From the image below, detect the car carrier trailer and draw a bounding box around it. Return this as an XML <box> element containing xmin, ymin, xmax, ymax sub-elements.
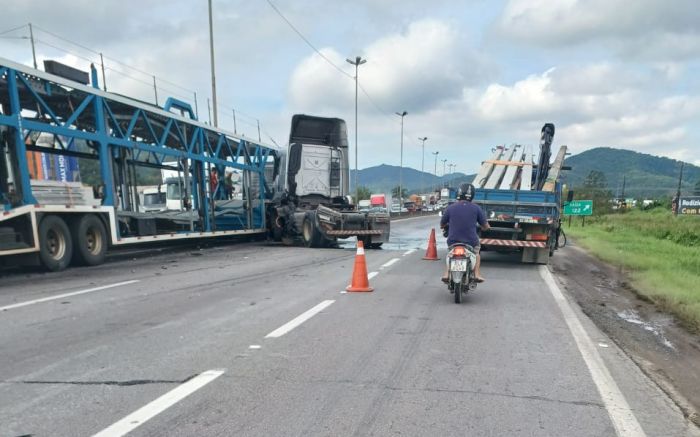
<box><xmin>0</xmin><ymin>57</ymin><xmax>279</xmax><ymax>271</ymax></box>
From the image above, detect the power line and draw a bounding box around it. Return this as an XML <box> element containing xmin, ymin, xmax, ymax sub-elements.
<box><xmin>265</xmin><ymin>0</ymin><xmax>353</xmax><ymax>80</ymax></box>
<box><xmin>0</xmin><ymin>24</ymin><xmax>28</xmax><ymax>36</ymax></box>
<box><xmin>31</xmin><ymin>24</ymin><xmax>196</xmax><ymax>95</ymax></box>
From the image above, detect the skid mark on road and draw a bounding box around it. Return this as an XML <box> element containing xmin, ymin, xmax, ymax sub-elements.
<box><xmin>92</xmin><ymin>369</ymin><xmax>225</xmax><ymax>437</ymax></box>
<box><xmin>0</xmin><ymin>280</ymin><xmax>140</xmax><ymax>311</ymax></box>
<box><xmin>540</xmin><ymin>266</ymin><xmax>647</xmax><ymax>437</ymax></box>
<box><xmin>265</xmin><ymin>300</ymin><xmax>335</xmax><ymax>338</ymax></box>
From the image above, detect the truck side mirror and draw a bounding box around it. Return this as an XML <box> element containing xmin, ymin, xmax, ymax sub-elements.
<box><xmin>567</xmin><ymin>190</ymin><xmax>574</xmax><ymax>202</ymax></box>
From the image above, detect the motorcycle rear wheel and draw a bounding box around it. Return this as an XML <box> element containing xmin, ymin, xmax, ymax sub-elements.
<box><xmin>454</xmin><ymin>280</ymin><xmax>463</xmax><ymax>304</ymax></box>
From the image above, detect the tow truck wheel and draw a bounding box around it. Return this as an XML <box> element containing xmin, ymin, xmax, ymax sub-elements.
<box><xmin>38</xmin><ymin>215</ymin><xmax>73</xmax><ymax>272</ymax></box>
<box><xmin>71</xmin><ymin>215</ymin><xmax>107</xmax><ymax>266</ymax></box>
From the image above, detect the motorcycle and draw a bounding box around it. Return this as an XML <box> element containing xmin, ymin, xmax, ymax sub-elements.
<box><xmin>446</xmin><ymin>243</ymin><xmax>478</xmax><ymax>303</ymax></box>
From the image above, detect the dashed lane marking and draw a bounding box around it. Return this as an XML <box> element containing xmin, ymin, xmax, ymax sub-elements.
<box><xmin>403</xmin><ymin>249</ymin><xmax>417</xmax><ymax>256</ymax></box>
<box><xmin>0</xmin><ymin>280</ymin><xmax>140</xmax><ymax>312</ymax></box>
<box><xmin>380</xmin><ymin>258</ymin><xmax>400</xmax><ymax>269</ymax></box>
<box><xmin>92</xmin><ymin>369</ymin><xmax>225</xmax><ymax>437</ymax></box>
<box><xmin>265</xmin><ymin>300</ymin><xmax>335</xmax><ymax>338</ymax></box>
<box><xmin>540</xmin><ymin>266</ymin><xmax>646</xmax><ymax>437</ymax></box>
<box><xmin>368</xmin><ymin>271</ymin><xmax>379</xmax><ymax>280</ymax></box>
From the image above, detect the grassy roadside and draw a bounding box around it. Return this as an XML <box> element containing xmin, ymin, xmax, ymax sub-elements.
<box><xmin>565</xmin><ymin>209</ymin><xmax>700</xmax><ymax>333</ymax></box>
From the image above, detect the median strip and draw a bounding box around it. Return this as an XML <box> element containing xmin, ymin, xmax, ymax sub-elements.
<box><xmin>265</xmin><ymin>300</ymin><xmax>335</xmax><ymax>338</ymax></box>
<box><xmin>92</xmin><ymin>369</ymin><xmax>225</xmax><ymax>437</ymax></box>
<box><xmin>0</xmin><ymin>280</ymin><xmax>140</xmax><ymax>311</ymax></box>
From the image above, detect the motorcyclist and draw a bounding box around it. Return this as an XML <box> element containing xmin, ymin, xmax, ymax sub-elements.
<box><xmin>440</xmin><ymin>183</ymin><xmax>490</xmax><ymax>283</ymax></box>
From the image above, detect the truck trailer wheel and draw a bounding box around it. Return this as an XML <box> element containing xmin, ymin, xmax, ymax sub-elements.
<box><xmin>38</xmin><ymin>215</ymin><xmax>73</xmax><ymax>272</ymax></box>
<box><xmin>71</xmin><ymin>214</ymin><xmax>107</xmax><ymax>266</ymax></box>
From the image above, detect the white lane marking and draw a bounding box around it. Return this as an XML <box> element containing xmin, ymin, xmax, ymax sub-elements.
<box><xmin>540</xmin><ymin>267</ymin><xmax>646</xmax><ymax>437</ymax></box>
<box><xmin>368</xmin><ymin>271</ymin><xmax>379</xmax><ymax>280</ymax></box>
<box><xmin>265</xmin><ymin>300</ymin><xmax>335</xmax><ymax>338</ymax></box>
<box><xmin>92</xmin><ymin>369</ymin><xmax>225</xmax><ymax>437</ymax></box>
<box><xmin>403</xmin><ymin>249</ymin><xmax>417</xmax><ymax>256</ymax></box>
<box><xmin>0</xmin><ymin>280</ymin><xmax>140</xmax><ymax>311</ymax></box>
<box><xmin>380</xmin><ymin>258</ymin><xmax>400</xmax><ymax>269</ymax></box>
<box><xmin>249</xmin><ymin>345</ymin><xmax>261</xmax><ymax>349</ymax></box>
<box><xmin>339</xmin><ymin>290</ymin><xmax>347</xmax><ymax>294</ymax></box>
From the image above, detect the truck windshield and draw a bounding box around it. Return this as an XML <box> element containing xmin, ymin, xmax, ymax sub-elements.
<box><xmin>166</xmin><ymin>183</ymin><xmax>181</xmax><ymax>200</ymax></box>
<box><xmin>143</xmin><ymin>192</ymin><xmax>166</xmax><ymax>206</ymax></box>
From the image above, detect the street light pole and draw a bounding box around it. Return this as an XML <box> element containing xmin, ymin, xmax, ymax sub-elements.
<box><xmin>396</xmin><ymin>111</ymin><xmax>408</xmax><ymax>208</ymax></box>
<box><xmin>442</xmin><ymin>159</ymin><xmax>447</xmax><ymax>177</ymax></box>
<box><xmin>432</xmin><ymin>151</ymin><xmax>439</xmax><ymax>191</ymax></box>
<box><xmin>346</xmin><ymin>56</ymin><xmax>366</xmax><ymax>204</ymax></box>
<box><xmin>207</xmin><ymin>0</ymin><xmax>218</xmax><ymax>127</ymax></box>
<box><xmin>418</xmin><ymin>137</ymin><xmax>428</xmax><ymax>193</ymax></box>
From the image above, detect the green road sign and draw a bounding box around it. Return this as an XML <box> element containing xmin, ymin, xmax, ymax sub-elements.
<box><xmin>564</xmin><ymin>200</ymin><xmax>593</xmax><ymax>216</ymax></box>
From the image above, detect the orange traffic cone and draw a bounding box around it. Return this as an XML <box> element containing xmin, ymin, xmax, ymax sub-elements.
<box><xmin>422</xmin><ymin>228</ymin><xmax>439</xmax><ymax>260</ymax></box>
<box><xmin>346</xmin><ymin>240</ymin><xmax>374</xmax><ymax>292</ymax></box>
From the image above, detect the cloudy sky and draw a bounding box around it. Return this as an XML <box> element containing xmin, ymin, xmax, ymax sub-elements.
<box><xmin>1</xmin><ymin>0</ymin><xmax>699</xmax><ymax>173</ymax></box>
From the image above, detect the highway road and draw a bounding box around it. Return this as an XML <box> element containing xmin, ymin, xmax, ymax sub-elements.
<box><xmin>1</xmin><ymin>215</ymin><xmax>697</xmax><ymax>436</ymax></box>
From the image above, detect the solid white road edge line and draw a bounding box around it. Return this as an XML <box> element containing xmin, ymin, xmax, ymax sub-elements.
<box><xmin>265</xmin><ymin>300</ymin><xmax>335</xmax><ymax>338</ymax></box>
<box><xmin>92</xmin><ymin>369</ymin><xmax>225</xmax><ymax>437</ymax></box>
<box><xmin>0</xmin><ymin>280</ymin><xmax>140</xmax><ymax>311</ymax></box>
<box><xmin>539</xmin><ymin>266</ymin><xmax>646</xmax><ymax>437</ymax></box>
<box><xmin>368</xmin><ymin>271</ymin><xmax>379</xmax><ymax>280</ymax></box>
<box><xmin>380</xmin><ymin>258</ymin><xmax>400</xmax><ymax>269</ymax></box>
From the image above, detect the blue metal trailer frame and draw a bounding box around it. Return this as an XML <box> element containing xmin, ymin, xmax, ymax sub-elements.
<box><xmin>0</xmin><ymin>57</ymin><xmax>280</xmax><ymax>264</ymax></box>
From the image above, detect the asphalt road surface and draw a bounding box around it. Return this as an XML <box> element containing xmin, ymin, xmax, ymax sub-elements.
<box><xmin>1</xmin><ymin>215</ymin><xmax>698</xmax><ymax>436</ymax></box>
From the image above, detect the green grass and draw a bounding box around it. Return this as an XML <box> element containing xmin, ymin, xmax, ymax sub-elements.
<box><xmin>565</xmin><ymin>209</ymin><xmax>700</xmax><ymax>332</ymax></box>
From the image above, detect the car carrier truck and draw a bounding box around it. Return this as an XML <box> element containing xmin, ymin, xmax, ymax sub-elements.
<box><xmin>472</xmin><ymin>123</ymin><xmax>570</xmax><ymax>264</ymax></box>
<box><xmin>0</xmin><ymin>58</ymin><xmax>388</xmax><ymax>271</ymax></box>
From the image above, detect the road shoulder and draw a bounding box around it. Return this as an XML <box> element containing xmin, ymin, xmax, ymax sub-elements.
<box><xmin>550</xmin><ymin>243</ymin><xmax>700</xmax><ymax>429</ymax></box>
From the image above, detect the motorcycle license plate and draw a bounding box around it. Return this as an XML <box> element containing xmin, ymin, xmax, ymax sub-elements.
<box><xmin>450</xmin><ymin>259</ymin><xmax>467</xmax><ymax>272</ymax></box>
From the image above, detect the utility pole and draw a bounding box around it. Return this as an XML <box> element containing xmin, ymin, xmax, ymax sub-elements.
<box><xmin>28</xmin><ymin>23</ymin><xmax>37</xmax><ymax>69</ymax></box>
<box><xmin>418</xmin><ymin>137</ymin><xmax>428</xmax><ymax>193</ymax></box>
<box><xmin>432</xmin><ymin>151</ymin><xmax>439</xmax><ymax>191</ymax></box>
<box><xmin>396</xmin><ymin>111</ymin><xmax>407</xmax><ymax>207</ymax></box>
<box><xmin>152</xmin><ymin>76</ymin><xmax>158</xmax><ymax>106</ymax></box>
<box><xmin>207</xmin><ymin>0</ymin><xmax>218</xmax><ymax>127</ymax></box>
<box><xmin>621</xmin><ymin>175</ymin><xmax>626</xmax><ymax>199</ymax></box>
<box><xmin>442</xmin><ymin>158</ymin><xmax>447</xmax><ymax>177</ymax></box>
<box><xmin>674</xmin><ymin>162</ymin><xmax>684</xmax><ymax>216</ymax></box>
<box><xmin>346</xmin><ymin>56</ymin><xmax>366</xmax><ymax>203</ymax></box>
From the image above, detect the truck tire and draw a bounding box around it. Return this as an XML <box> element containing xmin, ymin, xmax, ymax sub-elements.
<box><xmin>302</xmin><ymin>216</ymin><xmax>322</xmax><ymax>248</ymax></box>
<box><xmin>38</xmin><ymin>215</ymin><xmax>73</xmax><ymax>272</ymax></box>
<box><xmin>71</xmin><ymin>214</ymin><xmax>107</xmax><ymax>266</ymax></box>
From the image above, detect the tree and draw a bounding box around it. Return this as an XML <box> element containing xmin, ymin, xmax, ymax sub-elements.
<box><xmin>391</xmin><ymin>185</ymin><xmax>408</xmax><ymax>200</ymax></box>
<box><xmin>356</xmin><ymin>186</ymin><xmax>371</xmax><ymax>201</ymax></box>
<box><xmin>577</xmin><ymin>170</ymin><xmax>613</xmax><ymax>215</ymax></box>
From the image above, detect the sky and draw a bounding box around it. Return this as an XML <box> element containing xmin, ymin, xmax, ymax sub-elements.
<box><xmin>1</xmin><ymin>0</ymin><xmax>699</xmax><ymax>174</ymax></box>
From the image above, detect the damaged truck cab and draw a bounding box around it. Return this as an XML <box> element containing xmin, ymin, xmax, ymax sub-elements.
<box><xmin>268</xmin><ymin>114</ymin><xmax>390</xmax><ymax>248</ymax></box>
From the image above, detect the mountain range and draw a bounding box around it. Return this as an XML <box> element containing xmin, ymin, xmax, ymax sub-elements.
<box><xmin>352</xmin><ymin>148</ymin><xmax>699</xmax><ymax>198</ymax></box>
<box><xmin>350</xmin><ymin>164</ymin><xmax>475</xmax><ymax>194</ymax></box>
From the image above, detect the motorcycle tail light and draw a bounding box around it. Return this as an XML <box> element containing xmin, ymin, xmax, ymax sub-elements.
<box><xmin>453</xmin><ymin>246</ymin><xmax>466</xmax><ymax>256</ymax></box>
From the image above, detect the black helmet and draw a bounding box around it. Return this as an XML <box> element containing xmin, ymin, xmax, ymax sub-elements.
<box><xmin>458</xmin><ymin>183</ymin><xmax>475</xmax><ymax>201</ymax></box>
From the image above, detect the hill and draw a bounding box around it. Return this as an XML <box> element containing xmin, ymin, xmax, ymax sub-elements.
<box><xmin>562</xmin><ymin>147</ymin><xmax>699</xmax><ymax>198</ymax></box>
<box><xmin>351</xmin><ymin>164</ymin><xmax>475</xmax><ymax>194</ymax></box>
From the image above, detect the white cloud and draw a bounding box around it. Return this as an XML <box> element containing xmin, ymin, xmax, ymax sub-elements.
<box><xmin>287</xmin><ymin>19</ymin><xmax>491</xmax><ymax>114</ymax></box>
<box><xmin>494</xmin><ymin>0</ymin><xmax>700</xmax><ymax>61</ymax></box>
